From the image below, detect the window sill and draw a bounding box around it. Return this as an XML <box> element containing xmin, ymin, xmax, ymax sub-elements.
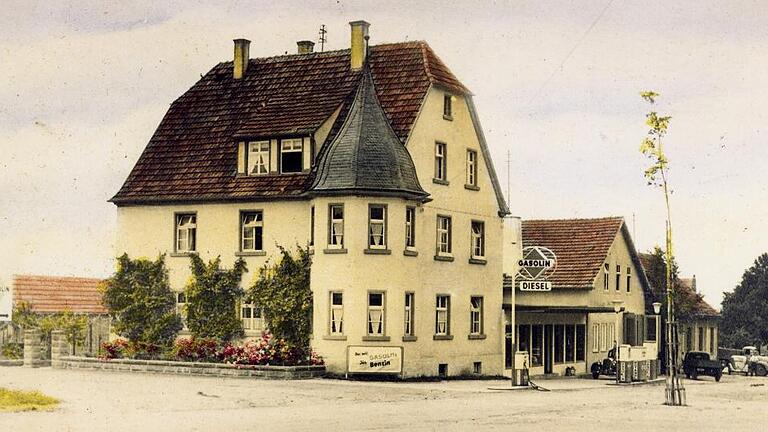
<box><xmin>443</xmin><ymin>114</ymin><xmax>453</xmax><ymax>121</ymax></box>
<box><xmin>235</xmin><ymin>251</ymin><xmax>267</xmax><ymax>257</ymax></box>
<box><xmin>432</xmin><ymin>178</ymin><xmax>450</xmax><ymax>186</ymax></box>
<box><xmin>433</xmin><ymin>334</ymin><xmax>454</xmax><ymax>341</ymax></box>
<box><xmin>323</xmin><ymin>335</ymin><xmax>347</xmax><ymax>341</ymax></box>
<box><xmin>468</xmin><ymin>258</ymin><xmax>487</xmax><ymax>265</ymax></box>
<box><xmin>364</xmin><ymin>248</ymin><xmax>392</xmax><ymax>255</ymax></box>
<box><xmin>468</xmin><ymin>334</ymin><xmax>487</xmax><ymax>340</ymax></box>
<box><xmin>434</xmin><ymin>254</ymin><xmax>454</xmax><ymax>262</ymax></box>
<box><xmin>362</xmin><ymin>336</ymin><xmax>391</xmax><ymax>342</ymax></box>
<box><xmin>170</xmin><ymin>252</ymin><xmax>195</xmax><ymax>258</ymax></box>
<box><xmin>464</xmin><ymin>184</ymin><xmax>480</xmax><ymax>191</ymax></box>
<box><xmin>402</xmin><ymin>335</ymin><xmax>418</xmax><ymax>342</ymax></box>
<box><xmin>323</xmin><ymin>248</ymin><xmax>348</xmax><ymax>254</ymax></box>
<box><xmin>403</xmin><ymin>249</ymin><xmax>419</xmax><ymax>257</ymax></box>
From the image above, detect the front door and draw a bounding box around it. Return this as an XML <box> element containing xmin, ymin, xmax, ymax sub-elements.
<box><xmin>544</xmin><ymin>324</ymin><xmax>553</xmax><ymax>374</ymax></box>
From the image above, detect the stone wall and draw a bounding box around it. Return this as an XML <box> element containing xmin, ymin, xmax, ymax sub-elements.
<box><xmin>56</xmin><ymin>356</ymin><xmax>326</xmax><ymax>379</ymax></box>
<box><xmin>23</xmin><ymin>328</ymin><xmax>49</xmax><ymax>367</ymax></box>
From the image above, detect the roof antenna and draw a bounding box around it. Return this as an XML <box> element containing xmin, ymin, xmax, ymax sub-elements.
<box><xmin>318</xmin><ymin>24</ymin><xmax>327</xmax><ymax>52</ymax></box>
<box><xmin>364</xmin><ymin>35</ymin><xmax>370</xmax><ymax>63</ymax></box>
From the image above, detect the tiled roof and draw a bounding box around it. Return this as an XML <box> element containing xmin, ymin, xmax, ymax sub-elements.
<box><xmin>518</xmin><ymin>217</ymin><xmax>625</xmax><ymax>289</ymax></box>
<box><xmin>12</xmin><ymin>275</ymin><xmax>107</xmax><ymax>314</ymax></box>
<box><xmin>111</xmin><ymin>41</ymin><xmax>468</xmax><ymax>205</ymax></box>
<box><xmin>310</xmin><ymin>68</ymin><xmax>428</xmax><ymax>200</ymax></box>
<box><xmin>637</xmin><ymin>255</ymin><xmax>719</xmax><ymax>318</ymax></box>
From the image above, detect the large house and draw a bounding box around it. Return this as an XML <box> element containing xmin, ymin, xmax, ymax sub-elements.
<box><xmin>111</xmin><ymin>21</ymin><xmax>509</xmax><ymax>377</ymax></box>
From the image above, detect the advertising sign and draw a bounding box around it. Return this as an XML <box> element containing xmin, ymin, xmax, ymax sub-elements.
<box><xmin>347</xmin><ymin>346</ymin><xmax>403</xmax><ymax>374</ymax></box>
<box><xmin>516</xmin><ymin>246</ymin><xmax>557</xmax><ymax>292</ymax></box>
<box><xmin>0</xmin><ymin>286</ymin><xmax>11</xmax><ymax>322</ymax></box>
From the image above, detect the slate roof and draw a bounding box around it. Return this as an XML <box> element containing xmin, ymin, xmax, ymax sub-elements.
<box><xmin>111</xmin><ymin>41</ymin><xmax>469</xmax><ymax>205</ymax></box>
<box><xmin>12</xmin><ymin>275</ymin><xmax>107</xmax><ymax>314</ymax></box>
<box><xmin>310</xmin><ymin>68</ymin><xmax>428</xmax><ymax>200</ymax></box>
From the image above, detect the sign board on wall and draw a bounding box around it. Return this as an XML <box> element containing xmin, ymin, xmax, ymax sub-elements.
<box><xmin>0</xmin><ymin>286</ymin><xmax>11</xmax><ymax>322</ymax></box>
<box><xmin>516</xmin><ymin>246</ymin><xmax>557</xmax><ymax>292</ymax></box>
<box><xmin>347</xmin><ymin>346</ymin><xmax>403</xmax><ymax>374</ymax></box>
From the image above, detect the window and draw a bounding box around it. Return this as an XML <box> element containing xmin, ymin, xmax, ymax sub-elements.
<box><xmin>646</xmin><ymin>315</ymin><xmax>657</xmax><ymax>342</ymax></box>
<box><xmin>470</xmin><ymin>297</ymin><xmax>483</xmax><ymax>335</ymax></box>
<box><xmin>240</xmin><ymin>211</ymin><xmax>263</xmax><ymax>252</ymax></box>
<box><xmin>404</xmin><ymin>293</ymin><xmax>415</xmax><ymax>337</ymax></box>
<box><xmin>436</xmin><ymin>215</ymin><xmax>452</xmax><ymax>255</ymax></box>
<box><xmin>240</xmin><ymin>302</ymin><xmax>263</xmax><ymax>331</ymax></box>
<box><xmin>626</xmin><ymin>266</ymin><xmax>631</xmax><ymax>292</ymax></box>
<box><xmin>438</xmin><ymin>363</ymin><xmax>448</xmax><ymax>378</ymax></box>
<box><xmin>405</xmin><ymin>206</ymin><xmax>416</xmax><ymax>249</ymax></box>
<box><xmin>175</xmin><ymin>214</ymin><xmax>196</xmax><ymax>253</ymax></box>
<box><xmin>329</xmin><ymin>292</ymin><xmax>343</xmax><ymax>335</ymax></box>
<box><xmin>443</xmin><ymin>94</ymin><xmax>452</xmax><ymax>118</ymax></box>
<box><xmin>709</xmin><ymin>327</ymin><xmax>715</xmax><ymax>353</ymax></box>
<box><xmin>368</xmin><ymin>205</ymin><xmax>387</xmax><ymax>249</ymax></box>
<box><xmin>592</xmin><ymin>323</ymin><xmax>599</xmax><ymax>352</ymax></box>
<box><xmin>473</xmin><ymin>362</ymin><xmax>482</xmax><ymax>374</ymax></box>
<box><xmin>280</xmin><ymin>138</ymin><xmax>303</xmax><ymax>173</ymax></box>
<box><xmin>175</xmin><ymin>292</ymin><xmax>187</xmax><ymax>328</ymax></box>
<box><xmin>554</xmin><ymin>325</ymin><xmax>564</xmax><ymax>363</ymax></box>
<box><xmin>471</xmin><ymin>221</ymin><xmax>485</xmax><ymax>259</ymax></box>
<box><xmin>247</xmin><ymin>141</ymin><xmax>270</xmax><ymax>174</ymax></box>
<box><xmin>466</xmin><ymin>150</ymin><xmax>477</xmax><ymax>187</ymax></box>
<box><xmin>603</xmin><ymin>263</ymin><xmax>609</xmax><ymax>290</ymax></box>
<box><xmin>328</xmin><ymin>205</ymin><xmax>344</xmax><ymax>248</ymax></box>
<box><xmin>615</xmin><ymin>264</ymin><xmax>621</xmax><ymax>291</ymax></box>
<box><xmin>576</xmin><ymin>325</ymin><xmax>586</xmax><ymax>361</ymax></box>
<box><xmin>434</xmin><ymin>142</ymin><xmax>447</xmax><ymax>181</ymax></box>
<box><xmin>698</xmin><ymin>327</ymin><xmax>705</xmax><ymax>351</ymax></box>
<box><xmin>565</xmin><ymin>324</ymin><xmax>575</xmax><ymax>362</ymax></box>
<box><xmin>367</xmin><ymin>292</ymin><xmax>385</xmax><ymax>336</ymax></box>
<box><xmin>519</xmin><ymin>325</ymin><xmax>531</xmax><ymax>355</ymax></box>
<box><xmin>599</xmin><ymin>323</ymin><xmax>607</xmax><ymax>351</ymax></box>
<box><xmin>309</xmin><ymin>206</ymin><xmax>315</xmax><ymax>247</ymax></box>
<box><xmin>435</xmin><ymin>295</ymin><xmax>450</xmax><ymax>335</ymax></box>
<box><xmin>531</xmin><ymin>325</ymin><xmax>543</xmax><ymax>366</ymax></box>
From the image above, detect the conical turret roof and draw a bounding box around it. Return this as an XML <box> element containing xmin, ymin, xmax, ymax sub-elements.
<box><xmin>310</xmin><ymin>68</ymin><xmax>429</xmax><ymax>201</ymax></box>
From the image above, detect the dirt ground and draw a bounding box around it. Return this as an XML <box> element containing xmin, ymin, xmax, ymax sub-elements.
<box><xmin>0</xmin><ymin>367</ymin><xmax>766</xmax><ymax>431</ymax></box>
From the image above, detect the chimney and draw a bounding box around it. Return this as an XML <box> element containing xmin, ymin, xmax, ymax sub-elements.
<box><xmin>349</xmin><ymin>20</ymin><xmax>370</xmax><ymax>70</ymax></box>
<box><xmin>691</xmin><ymin>275</ymin><xmax>697</xmax><ymax>292</ymax></box>
<box><xmin>297</xmin><ymin>40</ymin><xmax>315</xmax><ymax>54</ymax></box>
<box><xmin>233</xmin><ymin>38</ymin><xmax>250</xmax><ymax>79</ymax></box>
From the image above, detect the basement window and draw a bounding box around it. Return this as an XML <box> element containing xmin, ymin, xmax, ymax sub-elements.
<box><xmin>280</xmin><ymin>138</ymin><xmax>303</xmax><ymax>173</ymax></box>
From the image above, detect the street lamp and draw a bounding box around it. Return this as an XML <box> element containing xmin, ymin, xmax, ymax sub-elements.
<box><xmin>612</xmin><ymin>299</ymin><xmax>624</xmax><ymax>384</ymax></box>
<box><xmin>652</xmin><ymin>302</ymin><xmax>662</xmax><ymax>379</ymax></box>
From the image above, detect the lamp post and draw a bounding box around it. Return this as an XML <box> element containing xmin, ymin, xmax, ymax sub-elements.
<box><xmin>652</xmin><ymin>302</ymin><xmax>662</xmax><ymax>379</ymax></box>
<box><xmin>612</xmin><ymin>299</ymin><xmax>624</xmax><ymax>384</ymax></box>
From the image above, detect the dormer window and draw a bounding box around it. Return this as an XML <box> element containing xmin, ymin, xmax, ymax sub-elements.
<box><xmin>247</xmin><ymin>141</ymin><xmax>270</xmax><ymax>175</ymax></box>
<box><xmin>280</xmin><ymin>138</ymin><xmax>303</xmax><ymax>173</ymax></box>
<box><xmin>443</xmin><ymin>94</ymin><xmax>453</xmax><ymax>120</ymax></box>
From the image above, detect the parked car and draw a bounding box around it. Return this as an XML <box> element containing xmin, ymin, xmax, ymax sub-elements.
<box><xmin>682</xmin><ymin>351</ymin><xmax>722</xmax><ymax>381</ymax></box>
<box><xmin>726</xmin><ymin>346</ymin><xmax>768</xmax><ymax>376</ymax></box>
<box><xmin>590</xmin><ymin>347</ymin><xmax>617</xmax><ymax>379</ymax></box>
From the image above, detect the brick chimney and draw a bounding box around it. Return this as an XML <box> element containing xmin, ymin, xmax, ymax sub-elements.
<box><xmin>233</xmin><ymin>39</ymin><xmax>250</xmax><ymax>79</ymax></box>
<box><xmin>691</xmin><ymin>274</ymin><xmax>697</xmax><ymax>292</ymax></box>
<box><xmin>349</xmin><ymin>20</ymin><xmax>370</xmax><ymax>70</ymax></box>
<box><xmin>297</xmin><ymin>40</ymin><xmax>315</xmax><ymax>54</ymax></box>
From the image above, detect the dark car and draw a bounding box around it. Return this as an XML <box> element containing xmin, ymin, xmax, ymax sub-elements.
<box><xmin>590</xmin><ymin>347</ymin><xmax>617</xmax><ymax>379</ymax></box>
<box><xmin>682</xmin><ymin>351</ymin><xmax>722</xmax><ymax>382</ymax></box>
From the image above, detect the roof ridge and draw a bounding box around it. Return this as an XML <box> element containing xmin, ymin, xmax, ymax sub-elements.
<box><xmin>13</xmin><ymin>274</ymin><xmax>103</xmax><ymax>281</ymax></box>
<box><xmin>419</xmin><ymin>42</ymin><xmax>433</xmax><ymax>81</ymax></box>
<box><xmin>523</xmin><ymin>216</ymin><xmax>625</xmax><ymax>223</ymax></box>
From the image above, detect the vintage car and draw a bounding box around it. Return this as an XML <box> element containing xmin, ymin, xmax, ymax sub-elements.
<box><xmin>727</xmin><ymin>346</ymin><xmax>768</xmax><ymax>376</ymax></box>
<box><xmin>590</xmin><ymin>347</ymin><xmax>617</xmax><ymax>379</ymax></box>
<box><xmin>682</xmin><ymin>351</ymin><xmax>722</xmax><ymax>381</ymax></box>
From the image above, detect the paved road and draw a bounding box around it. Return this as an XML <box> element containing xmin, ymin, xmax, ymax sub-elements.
<box><xmin>1</xmin><ymin>367</ymin><xmax>766</xmax><ymax>431</ymax></box>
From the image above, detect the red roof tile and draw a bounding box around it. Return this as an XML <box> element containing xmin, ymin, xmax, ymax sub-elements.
<box><xmin>111</xmin><ymin>41</ymin><xmax>468</xmax><ymax>205</ymax></box>
<box><xmin>13</xmin><ymin>275</ymin><xmax>107</xmax><ymax>314</ymax></box>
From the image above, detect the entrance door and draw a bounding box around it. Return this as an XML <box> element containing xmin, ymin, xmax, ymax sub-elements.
<box><xmin>544</xmin><ymin>324</ymin><xmax>553</xmax><ymax>374</ymax></box>
<box><xmin>505</xmin><ymin>324</ymin><xmax>514</xmax><ymax>369</ymax></box>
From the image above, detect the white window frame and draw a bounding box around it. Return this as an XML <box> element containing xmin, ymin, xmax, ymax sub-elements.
<box><xmin>367</xmin><ymin>291</ymin><xmax>385</xmax><ymax>337</ymax></box>
<box><xmin>470</xmin><ymin>296</ymin><xmax>483</xmax><ymax>335</ymax></box>
<box><xmin>471</xmin><ymin>220</ymin><xmax>485</xmax><ymax>259</ymax></box>
<box><xmin>240</xmin><ymin>211</ymin><xmax>263</xmax><ymax>252</ymax></box>
<box><xmin>435</xmin><ymin>142</ymin><xmax>447</xmax><ymax>181</ymax></box>
<box><xmin>247</xmin><ymin>140</ymin><xmax>270</xmax><ymax>175</ymax></box>
<box><xmin>592</xmin><ymin>323</ymin><xmax>599</xmax><ymax>353</ymax></box>
<box><xmin>329</xmin><ymin>291</ymin><xmax>344</xmax><ymax>335</ymax></box>
<box><xmin>603</xmin><ymin>263</ymin><xmax>609</xmax><ymax>291</ymax></box>
<box><xmin>280</xmin><ymin>138</ymin><xmax>303</xmax><ymax>173</ymax></box>
<box><xmin>404</xmin><ymin>292</ymin><xmax>415</xmax><ymax>337</ymax></box>
<box><xmin>368</xmin><ymin>205</ymin><xmax>387</xmax><ymax>249</ymax></box>
<box><xmin>175</xmin><ymin>213</ymin><xmax>196</xmax><ymax>253</ymax></box>
<box><xmin>240</xmin><ymin>302</ymin><xmax>263</xmax><ymax>331</ymax></box>
<box><xmin>466</xmin><ymin>149</ymin><xmax>477</xmax><ymax>187</ymax></box>
<box><xmin>405</xmin><ymin>206</ymin><xmax>416</xmax><ymax>249</ymax></box>
<box><xmin>615</xmin><ymin>263</ymin><xmax>621</xmax><ymax>291</ymax></box>
<box><xmin>328</xmin><ymin>204</ymin><xmax>344</xmax><ymax>249</ymax></box>
<box><xmin>435</xmin><ymin>295</ymin><xmax>450</xmax><ymax>336</ymax></box>
<box><xmin>436</xmin><ymin>215</ymin><xmax>452</xmax><ymax>255</ymax></box>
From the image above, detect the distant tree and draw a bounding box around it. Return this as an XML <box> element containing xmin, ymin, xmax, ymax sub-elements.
<box><xmin>184</xmin><ymin>255</ymin><xmax>247</xmax><ymax>342</ymax></box>
<box><xmin>720</xmin><ymin>253</ymin><xmax>768</xmax><ymax>348</ymax></box>
<box><xmin>643</xmin><ymin>246</ymin><xmax>705</xmax><ymax>319</ymax></box>
<box><xmin>249</xmin><ymin>246</ymin><xmax>312</xmax><ymax>355</ymax></box>
<box><xmin>101</xmin><ymin>254</ymin><xmax>182</xmax><ymax>347</ymax></box>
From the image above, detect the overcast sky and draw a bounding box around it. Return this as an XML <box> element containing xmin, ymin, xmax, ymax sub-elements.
<box><xmin>2</xmin><ymin>0</ymin><xmax>767</xmax><ymax>308</ymax></box>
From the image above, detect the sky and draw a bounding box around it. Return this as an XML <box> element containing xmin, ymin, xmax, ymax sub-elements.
<box><xmin>1</xmin><ymin>0</ymin><xmax>767</xmax><ymax>308</ymax></box>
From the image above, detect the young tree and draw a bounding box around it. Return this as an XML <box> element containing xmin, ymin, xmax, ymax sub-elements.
<box><xmin>101</xmin><ymin>254</ymin><xmax>182</xmax><ymax>347</ymax></box>
<box><xmin>249</xmin><ymin>246</ymin><xmax>312</xmax><ymax>355</ymax></box>
<box><xmin>720</xmin><ymin>253</ymin><xmax>768</xmax><ymax>348</ymax></box>
<box><xmin>184</xmin><ymin>255</ymin><xmax>247</xmax><ymax>342</ymax></box>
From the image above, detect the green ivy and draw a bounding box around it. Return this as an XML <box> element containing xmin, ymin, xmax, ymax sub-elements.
<box><xmin>249</xmin><ymin>245</ymin><xmax>312</xmax><ymax>356</ymax></box>
<box><xmin>185</xmin><ymin>255</ymin><xmax>247</xmax><ymax>342</ymax></box>
<box><xmin>101</xmin><ymin>253</ymin><xmax>182</xmax><ymax>347</ymax></box>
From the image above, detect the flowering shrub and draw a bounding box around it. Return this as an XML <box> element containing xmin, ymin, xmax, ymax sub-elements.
<box><xmin>171</xmin><ymin>338</ymin><xmax>219</xmax><ymax>362</ymax></box>
<box><xmin>219</xmin><ymin>331</ymin><xmax>323</xmax><ymax>366</ymax></box>
<box><xmin>100</xmin><ymin>339</ymin><xmax>161</xmax><ymax>360</ymax></box>
<box><xmin>100</xmin><ymin>339</ymin><xmax>129</xmax><ymax>359</ymax></box>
